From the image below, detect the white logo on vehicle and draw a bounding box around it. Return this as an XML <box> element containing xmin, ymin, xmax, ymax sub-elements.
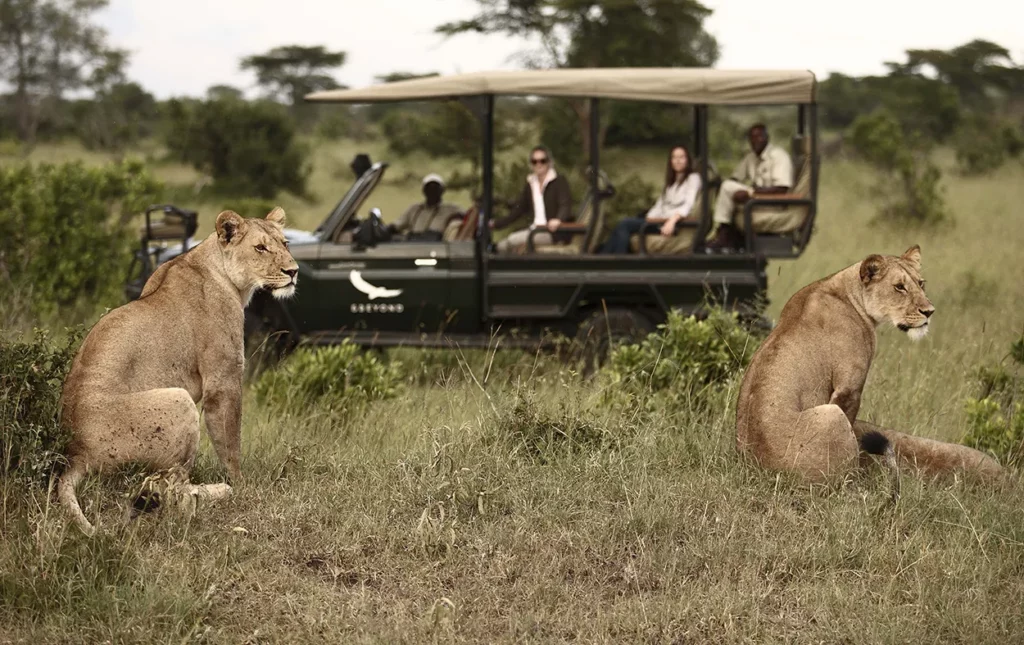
<box><xmin>349</xmin><ymin>270</ymin><xmax>403</xmax><ymax>300</ymax></box>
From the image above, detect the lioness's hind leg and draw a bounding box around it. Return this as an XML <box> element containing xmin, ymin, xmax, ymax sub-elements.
<box><xmin>776</xmin><ymin>404</ymin><xmax>860</xmax><ymax>482</ymax></box>
<box><xmin>59</xmin><ymin>387</ymin><xmax>201</xmax><ymax>534</ymax></box>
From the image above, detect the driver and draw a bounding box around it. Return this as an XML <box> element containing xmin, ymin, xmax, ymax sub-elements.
<box><xmin>388</xmin><ymin>173</ymin><xmax>463</xmax><ymax>239</ymax></box>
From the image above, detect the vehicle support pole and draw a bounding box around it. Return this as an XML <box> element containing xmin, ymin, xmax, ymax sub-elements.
<box><xmin>805</xmin><ymin>102</ymin><xmax>819</xmax><ymax>249</ymax></box>
<box><xmin>698</xmin><ymin>105</ymin><xmax>710</xmax><ymax>247</ymax></box>
<box><xmin>480</xmin><ymin>94</ymin><xmax>494</xmax><ymax>322</ymax></box>
<box><xmin>589</xmin><ymin>98</ymin><xmax>599</xmax><ymax>250</ymax></box>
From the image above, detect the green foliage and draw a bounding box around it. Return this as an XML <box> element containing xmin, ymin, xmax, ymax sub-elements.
<box><xmin>73</xmin><ymin>82</ymin><xmax>160</xmax><ymax>152</ymax></box>
<box><xmin>224</xmin><ymin>197</ymin><xmax>280</xmax><ymax>219</ymax></box>
<box><xmin>239</xmin><ymin>45</ymin><xmax>346</xmax><ymax>107</ymax></box>
<box><xmin>601</xmin><ymin>307</ymin><xmax>763</xmax><ymax>410</ymax></box>
<box><xmin>954</xmin><ymin>115</ymin><xmax>1024</xmax><ymax>176</ymax></box>
<box><xmin>492</xmin><ymin>394</ymin><xmax>617</xmax><ymax>463</ymax></box>
<box><xmin>847</xmin><ymin>109</ymin><xmax>950</xmax><ymax>227</ymax></box>
<box><xmin>252</xmin><ymin>341</ymin><xmax>403</xmax><ymax>415</ymax></box>
<box><xmin>0</xmin><ymin>159</ymin><xmax>163</xmax><ymax>319</ymax></box>
<box><xmin>961</xmin><ymin>334</ymin><xmax>1024</xmax><ymax>466</ymax></box>
<box><xmin>600</xmin><ymin>172</ymin><xmax>658</xmax><ymax>234</ymax></box>
<box><xmin>0</xmin><ymin>329</ymin><xmax>83</xmax><ymax>487</ymax></box>
<box><xmin>162</xmin><ymin>97</ymin><xmax>311</xmax><ymax>199</ymax></box>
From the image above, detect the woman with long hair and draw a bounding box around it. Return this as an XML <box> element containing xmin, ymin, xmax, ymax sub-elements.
<box><xmin>598</xmin><ymin>143</ymin><xmax>702</xmax><ymax>254</ymax></box>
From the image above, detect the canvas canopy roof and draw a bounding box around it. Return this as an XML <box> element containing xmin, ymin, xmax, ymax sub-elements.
<box><xmin>305</xmin><ymin>68</ymin><xmax>816</xmax><ymax>106</ymax></box>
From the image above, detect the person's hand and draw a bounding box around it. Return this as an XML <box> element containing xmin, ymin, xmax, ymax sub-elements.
<box><xmin>660</xmin><ymin>216</ymin><xmax>678</xmax><ymax>236</ymax></box>
<box><xmin>488</xmin><ymin>219</ymin><xmax>496</xmax><ymax>229</ymax></box>
<box><xmin>546</xmin><ymin>218</ymin><xmax>562</xmax><ymax>232</ymax></box>
<box><xmin>733</xmin><ymin>190</ymin><xmax>751</xmax><ymax>204</ymax></box>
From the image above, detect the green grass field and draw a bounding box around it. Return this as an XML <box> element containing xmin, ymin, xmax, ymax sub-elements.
<box><xmin>2</xmin><ymin>137</ymin><xmax>1023</xmax><ymax>644</ymax></box>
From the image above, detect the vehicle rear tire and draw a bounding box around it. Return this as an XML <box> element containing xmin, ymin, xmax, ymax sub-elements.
<box><xmin>573</xmin><ymin>307</ymin><xmax>656</xmax><ymax>379</ymax></box>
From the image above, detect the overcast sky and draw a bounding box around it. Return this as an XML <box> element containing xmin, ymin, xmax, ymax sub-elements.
<box><xmin>95</xmin><ymin>0</ymin><xmax>1024</xmax><ymax>99</ymax></box>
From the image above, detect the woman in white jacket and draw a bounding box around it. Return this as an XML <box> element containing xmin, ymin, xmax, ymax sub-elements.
<box><xmin>598</xmin><ymin>144</ymin><xmax>702</xmax><ymax>254</ymax></box>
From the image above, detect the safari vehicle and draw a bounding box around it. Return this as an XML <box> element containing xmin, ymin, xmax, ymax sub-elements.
<box><xmin>124</xmin><ymin>68</ymin><xmax>821</xmax><ymax>367</ymax></box>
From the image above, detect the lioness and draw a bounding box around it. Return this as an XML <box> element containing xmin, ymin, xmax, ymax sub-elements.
<box><xmin>736</xmin><ymin>245</ymin><xmax>1004</xmax><ymax>484</ymax></box>
<box><xmin>57</xmin><ymin>208</ymin><xmax>298</xmax><ymax>535</ymax></box>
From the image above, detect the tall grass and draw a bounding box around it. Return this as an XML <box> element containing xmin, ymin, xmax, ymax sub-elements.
<box><xmin>1</xmin><ymin>139</ymin><xmax>1023</xmax><ymax>643</ymax></box>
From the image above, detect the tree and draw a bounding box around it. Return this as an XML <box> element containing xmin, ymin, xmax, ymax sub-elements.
<box><xmin>239</xmin><ymin>45</ymin><xmax>346</xmax><ymax>107</ymax></box>
<box><xmin>436</xmin><ymin>0</ymin><xmax>720</xmax><ymax>165</ymax></box>
<box><xmin>887</xmin><ymin>39</ymin><xmax>1022</xmax><ymax>107</ymax></box>
<box><xmin>163</xmin><ymin>97</ymin><xmax>312</xmax><ymax>199</ymax></box>
<box><xmin>0</xmin><ymin>0</ymin><xmax>120</xmax><ymax>145</ymax></box>
<box><xmin>206</xmin><ymin>84</ymin><xmax>244</xmax><ymax>102</ymax></box>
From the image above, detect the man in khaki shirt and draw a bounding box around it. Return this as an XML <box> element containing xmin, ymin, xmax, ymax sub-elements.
<box><xmin>705</xmin><ymin>123</ymin><xmax>796</xmax><ymax>252</ymax></box>
<box><xmin>388</xmin><ymin>173</ymin><xmax>464</xmax><ymax>239</ymax></box>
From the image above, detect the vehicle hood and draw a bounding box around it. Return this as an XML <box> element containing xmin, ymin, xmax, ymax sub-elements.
<box><xmin>282</xmin><ymin>227</ymin><xmax>321</xmax><ymax>245</ymax></box>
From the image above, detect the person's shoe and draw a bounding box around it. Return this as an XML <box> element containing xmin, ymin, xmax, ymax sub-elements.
<box><xmin>703</xmin><ymin>224</ymin><xmax>740</xmax><ymax>253</ymax></box>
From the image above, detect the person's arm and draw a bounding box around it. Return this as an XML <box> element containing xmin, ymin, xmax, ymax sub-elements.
<box><xmin>388</xmin><ymin>204</ymin><xmax>416</xmax><ymax>234</ymax></box>
<box><xmin>645</xmin><ymin>191</ymin><xmax>666</xmax><ymax>222</ymax></box>
<box><xmin>554</xmin><ymin>176</ymin><xmax>573</xmax><ymax>222</ymax></box>
<box><xmin>676</xmin><ymin>174</ymin><xmax>702</xmax><ymax>218</ymax></box>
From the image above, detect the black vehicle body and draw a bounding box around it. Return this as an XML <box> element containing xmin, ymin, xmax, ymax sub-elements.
<box><xmin>124</xmin><ymin>68</ymin><xmax>821</xmax><ymax>356</ymax></box>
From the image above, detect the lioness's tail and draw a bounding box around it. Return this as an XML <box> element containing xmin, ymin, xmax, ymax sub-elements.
<box><xmin>57</xmin><ymin>459</ymin><xmax>95</xmax><ymax>536</ymax></box>
<box><xmin>855</xmin><ymin>420</ymin><xmax>1006</xmax><ymax>484</ymax></box>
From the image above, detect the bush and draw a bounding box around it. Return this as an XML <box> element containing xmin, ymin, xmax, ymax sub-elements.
<box><xmin>0</xmin><ymin>159</ymin><xmax>163</xmax><ymax>320</ymax></box>
<box><xmin>961</xmin><ymin>333</ymin><xmax>1024</xmax><ymax>467</ymax></box>
<box><xmin>252</xmin><ymin>341</ymin><xmax>403</xmax><ymax>415</ymax></box>
<box><xmin>162</xmin><ymin>97</ymin><xmax>311</xmax><ymax>199</ymax></box>
<box><xmin>600</xmin><ymin>307</ymin><xmax>764</xmax><ymax>410</ymax></box>
<box><xmin>847</xmin><ymin>109</ymin><xmax>950</xmax><ymax>227</ymax></box>
<box><xmin>491</xmin><ymin>393</ymin><xmax>618</xmax><ymax>463</ymax></box>
<box><xmin>0</xmin><ymin>329</ymin><xmax>83</xmax><ymax>487</ymax></box>
<box><xmin>954</xmin><ymin>116</ymin><xmax>1024</xmax><ymax>176</ymax></box>
<box><xmin>602</xmin><ymin>173</ymin><xmax>658</xmax><ymax>227</ymax></box>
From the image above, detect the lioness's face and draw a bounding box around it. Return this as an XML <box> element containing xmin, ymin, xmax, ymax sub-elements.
<box><xmin>216</xmin><ymin>207</ymin><xmax>299</xmax><ymax>301</ymax></box>
<box><xmin>859</xmin><ymin>244</ymin><xmax>934</xmax><ymax>341</ymax></box>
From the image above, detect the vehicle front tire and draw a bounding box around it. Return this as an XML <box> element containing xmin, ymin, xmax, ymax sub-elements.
<box><xmin>572</xmin><ymin>307</ymin><xmax>656</xmax><ymax>379</ymax></box>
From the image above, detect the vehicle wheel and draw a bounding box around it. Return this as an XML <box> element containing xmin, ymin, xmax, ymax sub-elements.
<box><xmin>573</xmin><ymin>308</ymin><xmax>656</xmax><ymax>379</ymax></box>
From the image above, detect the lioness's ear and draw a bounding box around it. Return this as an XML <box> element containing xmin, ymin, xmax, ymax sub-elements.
<box><xmin>859</xmin><ymin>254</ymin><xmax>885</xmax><ymax>284</ymax></box>
<box><xmin>265</xmin><ymin>206</ymin><xmax>286</xmax><ymax>228</ymax></box>
<box><xmin>901</xmin><ymin>244</ymin><xmax>922</xmax><ymax>270</ymax></box>
<box><xmin>216</xmin><ymin>210</ymin><xmax>244</xmax><ymax>244</ymax></box>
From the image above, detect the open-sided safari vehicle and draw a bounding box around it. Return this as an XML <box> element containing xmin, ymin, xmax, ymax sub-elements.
<box><xmin>124</xmin><ymin>68</ymin><xmax>820</xmax><ymax>368</ymax></box>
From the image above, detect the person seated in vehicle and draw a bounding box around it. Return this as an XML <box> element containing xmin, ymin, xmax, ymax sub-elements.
<box><xmin>597</xmin><ymin>143</ymin><xmax>702</xmax><ymax>254</ymax></box>
<box><xmin>704</xmin><ymin>122</ymin><xmax>794</xmax><ymax>252</ymax></box>
<box><xmin>350</xmin><ymin>153</ymin><xmax>372</xmax><ymax>180</ymax></box>
<box><xmin>387</xmin><ymin>173</ymin><xmax>464</xmax><ymax>241</ymax></box>
<box><xmin>489</xmin><ymin>145</ymin><xmax>573</xmax><ymax>254</ymax></box>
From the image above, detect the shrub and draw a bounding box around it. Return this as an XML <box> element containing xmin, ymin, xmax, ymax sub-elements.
<box><xmin>954</xmin><ymin>116</ymin><xmax>1024</xmax><ymax>176</ymax></box>
<box><xmin>0</xmin><ymin>329</ymin><xmax>83</xmax><ymax>487</ymax></box>
<box><xmin>0</xmin><ymin>159</ymin><xmax>162</xmax><ymax>321</ymax></box>
<box><xmin>491</xmin><ymin>393</ymin><xmax>617</xmax><ymax>463</ymax></box>
<box><xmin>162</xmin><ymin>97</ymin><xmax>311</xmax><ymax>199</ymax></box>
<box><xmin>601</xmin><ymin>173</ymin><xmax>658</xmax><ymax>232</ymax></box>
<box><xmin>847</xmin><ymin>109</ymin><xmax>950</xmax><ymax>227</ymax></box>
<box><xmin>252</xmin><ymin>341</ymin><xmax>402</xmax><ymax>415</ymax></box>
<box><xmin>961</xmin><ymin>333</ymin><xmax>1024</xmax><ymax>466</ymax></box>
<box><xmin>601</xmin><ymin>307</ymin><xmax>764</xmax><ymax>410</ymax></box>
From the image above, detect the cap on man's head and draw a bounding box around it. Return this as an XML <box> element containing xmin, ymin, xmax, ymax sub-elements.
<box><xmin>422</xmin><ymin>173</ymin><xmax>445</xmax><ymax>188</ymax></box>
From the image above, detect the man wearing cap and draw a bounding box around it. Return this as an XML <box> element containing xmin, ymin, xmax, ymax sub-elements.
<box><xmin>388</xmin><ymin>173</ymin><xmax>464</xmax><ymax>239</ymax></box>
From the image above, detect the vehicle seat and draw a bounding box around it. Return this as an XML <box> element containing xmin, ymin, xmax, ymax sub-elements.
<box><xmin>627</xmin><ymin>184</ymin><xmax>712</xmax><ymax>255</ymax></box>
<box><xmin>533</xmin><ymin>191</ymin><xmax>599</xmax><ymax>255</ymax></box>
<box><xmin>736</xmin><ymin>134</ymin><xmax>814</xmax><ymax>256</ymax></box>
<box><xmin>442</xmin><ymin>205</ymin><xmax>479</xmax><ymax>242</ymax></box>
<box><xmin>140</xmin><ymin>212</ymin><xmax>197</xmax><ymax>241</ymax></box>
